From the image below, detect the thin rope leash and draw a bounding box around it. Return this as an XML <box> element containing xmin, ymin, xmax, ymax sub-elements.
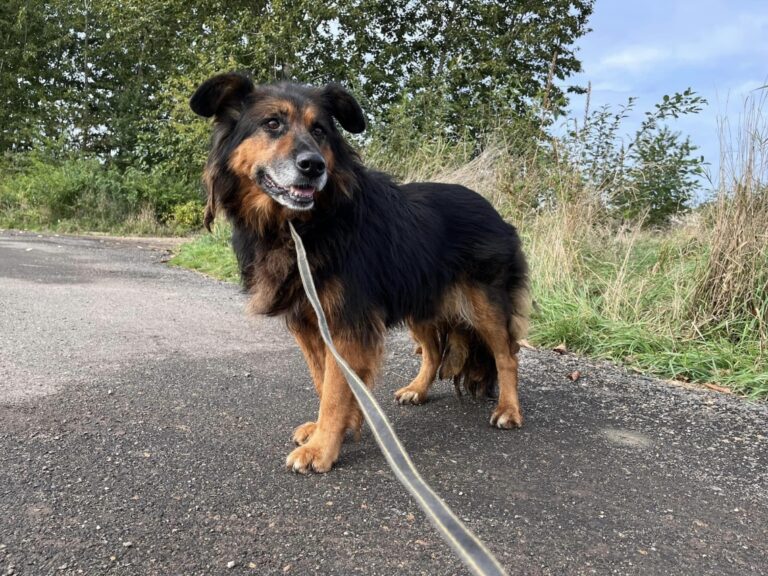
<box><xmin>289</xmin><ymin>222</ymin><xmax>508</xmax><ymax>576</ymax></box>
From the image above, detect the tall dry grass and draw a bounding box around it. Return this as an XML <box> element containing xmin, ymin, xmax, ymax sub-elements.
<box><xmin>694</xmin><ymin>90</ymin><xmax>768</xmax><ymax>349</ymax></box>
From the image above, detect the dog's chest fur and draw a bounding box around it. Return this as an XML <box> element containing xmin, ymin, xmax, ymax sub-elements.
<box><xmin>237</xmin><ymin>228</ymin><xmax>301</xmax><ymax>316</ymax></box>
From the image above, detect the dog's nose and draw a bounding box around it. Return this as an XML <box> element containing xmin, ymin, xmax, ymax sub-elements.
<box><xmin>296</xmin><ymin>152</ymin><xmax>326</xmax><ymax>178</ymax></box>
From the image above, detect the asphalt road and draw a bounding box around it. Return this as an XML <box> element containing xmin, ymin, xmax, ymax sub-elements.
<box><xmin>1</xmin><ymin>230</ymin><xmax>766</xmax><ymax>576</ymax></box>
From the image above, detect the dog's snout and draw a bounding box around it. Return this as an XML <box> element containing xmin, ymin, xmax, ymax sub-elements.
<box><xmin>296</xmin><ymin>152</ymin><xmax>326</xmax><ymax>178</ymax></box>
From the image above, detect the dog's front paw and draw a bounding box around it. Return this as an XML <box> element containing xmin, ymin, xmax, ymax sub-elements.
<box><xmin>286</xmin><ymin>440</ymin><xmax>338</xmax><ymax>474</ymax></box>
<box><xmin>292</xmin><ymin>421</ymin><xmax>317</xmax><ymax>445</ymax></box>
<box><xmin>490</xmin><ymin>405</ymin><xmax>523</xmax><ymax>429</ymax></box>
<box><xmin>395</xmin><ymin>385</ymin><xmax>427</xmax><ymax>405</ymax></box>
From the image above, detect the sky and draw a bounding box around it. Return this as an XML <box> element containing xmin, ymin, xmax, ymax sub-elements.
<box><xmin>562</xmin><ymin>0</ymin><xmax>768</xmax><ymax>192</ymax></box>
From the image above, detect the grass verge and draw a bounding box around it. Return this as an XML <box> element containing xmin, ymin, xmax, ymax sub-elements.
<box><xmin>169</xmin><ymin>223</ymin><xmax>239</xmax><ymax>282</ymax></box>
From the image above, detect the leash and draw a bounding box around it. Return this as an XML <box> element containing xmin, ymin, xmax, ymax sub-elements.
<box><xmin>288</xmin><ymin>222</ymin><xmax>508</xmax><ymax>576</ymax></box>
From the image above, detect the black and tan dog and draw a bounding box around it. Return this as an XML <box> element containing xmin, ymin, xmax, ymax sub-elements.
<box><xmin>190</xmin><ymin>73</ymin><xmax>531</xmax><ymax>473</ymax></box>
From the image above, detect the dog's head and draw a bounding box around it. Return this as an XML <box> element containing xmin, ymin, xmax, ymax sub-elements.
<box><xmin>190</xmin><ymin>73</ymin><xmax>365</xmax><ymax>230</ymax></box>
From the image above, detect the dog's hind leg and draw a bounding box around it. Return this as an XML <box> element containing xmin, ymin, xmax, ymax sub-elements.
<box><xmin>468</xmin><ymin>288</ymin><xmax>524</xmax><ymax>429</ymax></box>
<box><xmin>286</xmin><ymin>333</ymin><xmax>383</xmax><ymax>473</ymax></box>
<box><xmin>395</xmin><ymin>322</ymin><xmax>441</xmax><ymax>405</ymax></box>
<box><xmin>289</xmin><ymin>321</ymin><xmax>326</xmax><ymax>445</ymax></box>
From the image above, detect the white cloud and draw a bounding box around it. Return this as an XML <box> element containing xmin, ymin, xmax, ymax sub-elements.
<box><xmin>600</xmin><ymin>46</ymin><xmax>665</xmax><ymax>72</ymax></box>
<box><xmin>591</xmin><ymin>12</ymin><xmax>768</xmax><ymax>75</ymax></box>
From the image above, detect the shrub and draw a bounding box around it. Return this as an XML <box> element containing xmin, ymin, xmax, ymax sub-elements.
<box><xmin>562</xmin><ymin>87</ymin><xmax>707</xmax><ymax>226</ymax></box>
<box><xmin>171</xmin><ymin>200</ymin><xmax>205</xmax><ymax>233</ymax></box>
<box><xmin>0</xmin><ymin>152</ymin><xmax>202</xmax><ymax>234</ymax></box>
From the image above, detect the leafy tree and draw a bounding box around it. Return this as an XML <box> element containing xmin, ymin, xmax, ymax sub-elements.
<box><xmin>620</xmin><ymin>128</ymin><xmax>704</xmax><ymax>226</ymax></box>
<box><xmin>0</xmin><ymin>0</ymin><xmax>75</xmax><ymax>153</ymax></box>
<box><xmin>142</xmin><ymin>0</ymin><xmax>594</xmax><ymax>170</ymax></box>
<box><xmin>2</xmin><ymin>0</ymin><xmax>594</xmax><ymax>167</ymax></box>
<box><xmin>331</xmin><ymin>0</ymin><xmax>594</xmax><ymax>138</ymax></box>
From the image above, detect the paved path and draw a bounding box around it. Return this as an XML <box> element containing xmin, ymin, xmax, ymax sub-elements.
<box><xmin>1</xmin><ymin>230</ymin><xmax>766</xmax><ymax>576</ymax></box>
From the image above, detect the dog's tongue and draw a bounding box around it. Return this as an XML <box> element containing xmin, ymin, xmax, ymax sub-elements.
<box><xmin>290</xmin><ymin>186</ymin><xmax>315</xmax><ymax>198</ymax></box>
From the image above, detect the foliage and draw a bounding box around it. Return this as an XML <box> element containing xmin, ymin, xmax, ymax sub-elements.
<box><xmin>171</xmin><ymin>201</ymin><xmax>205</xmax><ymax>233</ymax></box>
<box><xmin>0</xmin><ymin>0</ymin><xmax>73</xmax><ymax>152</ymax></box>
<box><xmin>564</xmin><ymin>88</ymin><xmax>707</xmax><ymax>226</ymax></box>
<box><xmin>0</xmin><ymin>150</ymin><xmax>202</xmax><ymax>234</ymax></box>
<box><xmin>1</xmin><ymin>0</ymin><xmax>594</xmax><ymax>164</ymax></box>
<box><xmin>331</xmin><ymin>0</ymin><xmax>593</xmax><ymax>137</ymax></box>
<box><xmin>1</xmin><ymin>0</ymin><xmax>597</xmax><ymax>233</ymax></box>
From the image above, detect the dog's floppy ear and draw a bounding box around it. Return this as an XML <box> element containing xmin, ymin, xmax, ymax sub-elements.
<box><xmin>192</xmin><ymin>73</ymin><xmax>254</xmax><ymax>232</ymax></box>
<box><xmin>190</xmin><ymin>73</ymin><xmax>254</xmax><ymax>119</ymax></box>
<box><xmin>321</xmin><ymin>84</ymin><xmax>366</xmax><ymax>134</ymax></box>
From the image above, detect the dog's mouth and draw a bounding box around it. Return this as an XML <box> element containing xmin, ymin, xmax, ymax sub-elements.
<box><xmin>258</xmin><ymin>171</ymin><xmax>318</xmax><ymax>211</ymax></box>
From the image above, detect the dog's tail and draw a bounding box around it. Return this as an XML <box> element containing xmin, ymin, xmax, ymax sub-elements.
<box><xmin>438</xmin><ymin>326</ymin><xmax>498</xmax><ymax>398</ymax></box>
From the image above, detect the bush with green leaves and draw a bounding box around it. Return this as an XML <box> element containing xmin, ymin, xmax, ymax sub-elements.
<box><xmin>0</xmin><ymin>151</ymin><xmax>202</xmax><ymax>233</ymax></box>
<box><xmin>170</xmin><ymin>200</ymin><xmax>205</xmax><ymax>233</ymax></box>
<box><xmin>564</xmin><ymin>88</ymin><xmax>706</xmax><ymax>226</ymax></box>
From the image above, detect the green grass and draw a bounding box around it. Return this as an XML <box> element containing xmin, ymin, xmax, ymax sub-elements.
<box><xmin>528</xmin><ymin>227</ymin><xmax>766</xmax><ymax>398</ymax></box>
<box><xmin>169</xmin><ymin>223</ymin><xmax>240</xmax><ymax>282</ymax></box>
<box><xmin>172</xmin><ymin>223</ymin><xmax>767</xmax><ymax>398</ymax></box>
<box><xmin>531</xmin><ymin>290</ymin><xmax>767</xmax><ymax>398</ymax></box>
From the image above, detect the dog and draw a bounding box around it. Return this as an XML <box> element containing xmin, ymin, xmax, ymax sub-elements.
<box><xmin>190</xmin><ymin>73</ymin><xmax>531</xmax><ymax>473</ymax></box>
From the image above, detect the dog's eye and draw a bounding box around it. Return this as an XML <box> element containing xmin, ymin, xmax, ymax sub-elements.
<box><xmin>311</xmin><ymin>126</ymin><xmax>325</xmax><ymax>138</ymax></box>
<box><xmin>264</xmin><ymin>119</ymin><xmax>281</xmax><ymax>131</ymax></box>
